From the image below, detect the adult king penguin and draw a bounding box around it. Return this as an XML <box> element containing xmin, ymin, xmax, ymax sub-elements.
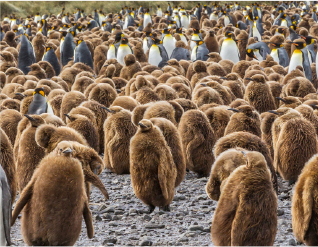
<box><xmin>27</xmin><ymin>87</ymin><xmax>54</xmax><ymax>115</ymax></box>
<box><xmin>246</xmin><ymin>42</ymin><xmax>271</xmax><ymax>61</ymax></box>
<box><xmin>0</xmin><ymin>165</ymin><xmax>11</xmax><ymax>246</ymax></box>
<box><xmin>74</xmin><ymin>39</ymin><xmax>94</xmax><ymax>69</ymax></box>
<box><xmin>143</xmin><ymin>9</ymin><xmax>152</xmax><ymax>27</ymax></box>
<box><xmin>107</xmin><ymin>32</ymin><xmax>124</xmax><ymax>59</ymax></box>
<box><xmin>18</xmin><ymin>33</ymin><xmax>36</xmax><ymax>74</ymax></box>
<box><xmin>176</xmin><ymin>27</ymin><xmax>187</xmax><ymax>44</ymax></box>
<box><xmin>191</xmin><ymin>40</ymin><xmax>209</xmax><ymax>61</ymax></box>
<box><xmin>148</xmin><ymin>37</ymin><xmax>169</xmax><ymax>67</ymax></box>
<box><xmin>190</xmin><ymin>28</ymin><xmax>203</xmax><ymax>50</ymax></box>
<box><xmin>162</xmin><ymin>28</ymin><xmax>176</xmax><ymax>58</ymax></box>
<box><xmin>289</xmin><ymin>39</ymin><xmax>312</xmax><ymax>81</ymax></box>
<box><xmin>60</xmin><ymin>31</ymin><xmax>76</xmax><ymax>67</ymax></box>
<box><xmin>246</xmin><ymin>12</ymin><xmax>263</xmax><ymax>41</ymax></box>
<box><xmin>117</xmin><ymin>37</ymin><xmax>133</xmax><ymax>66</ymax></box>
<box><xmin>269</xmin><ymin>42</ymin><xmax>289</xmax><ymax>67</ymax></box>
<box><xmin>42</xmin><ymin>45</ymin><xmax>61</xmax><ymax>76</ymax></box>
<box><xmin>220</xmin><ymin>31</ymin><xmax>240</xmax><ymax>64</ymax></box>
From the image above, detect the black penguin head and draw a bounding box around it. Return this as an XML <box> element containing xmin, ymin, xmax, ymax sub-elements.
<box><xmin>143</xmin><ymin>31</ymin><xmax>152</xmax><ymax>37</ymax></box>
<box><xmin>121</xmin><ymin>37</ymin><xmax>128</xmax><ymax>44</ymax></box>
<box><xmin>270</xmin><ymin>42</ymin><xmax>283</xmax><ymax>48</ymax></box>
<box><xmin>114</xmin><ymin>32</ymin><xmax>124</xmax><ymax>43</ymax></box>
<box><xmin>33</xmin><ymin>87</ymin><xmax>45</xmax><ymax>97</ymax></box>
<box><xmin>246</xmin><ymin>48</ymin><xmax>256</xmax><ymax>59</ymax></box>
<box><xmin>176</xmin><ymin>27</ymin><xmax>183</xmax><ymax>34</ymax></box>
<box><xmin>192</xmin><ymin>39</ymin><xmax>204</xmax><ymax>46</ymax></box>
<box><xmin>163</xmin><ymin>28</ymin><xmax>171</xmax><ymax>34</ymax></box>
<box><xmin>276</xmin><ymin>27</ymin><xmax>286</xmax><ymax>34</ymax></box>
<box><xmin>224</xmin><ymin>31</ymin><xmax>235</xmax><ymax>39</ymax></box>
<box><xmin>193</xmin><ymin>28</ymin><xmax>201</xmax><ymax>34</ymax></box>
<box><xmin>151</xmin><ymin>37</ymin><xmax>162</xmax><ymax>45</ymax></box>
<box><xmin>301</xmin><ymin>36</ymin><xmax>315</xmax><ymax>45</ymax></box>
<box><xmin>291</xmin><ymin>39</ymin><xmax>306</xmax><ymax>49</ymax></box>
<box><xmin>76</xmin><ymin>39</ymin><xmax>83</xmax><ymax>46</ymax></box>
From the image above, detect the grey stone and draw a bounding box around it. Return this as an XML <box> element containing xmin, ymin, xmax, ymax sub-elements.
<box><xmin>289</xmin><ymin>239</ymin><xmax>297</xmax><ymax>246</ymax></box>
<box><xmin>114</xmin><ymin>210</ymin><xmax>124</xmax><ymax>215</ymax></box>
<box><xmin>102</xmin><ymin>213</ymin><xmax>112</xmax><ymax>220</ymax></box>
<box><xmin>129</xmin><ymin>208</ymin><xmax>138</xmax><ymax>215</ymax></box>
<box><xmin>139</xmin><ymin>237</ymin><xmax>153</xmax><ymax>246</ymax></box>
<box><xmin>178</xmin><ymin>237</ymin><xmax>189</xmax><ymax>242</ymax></box>
<box><xmin>103</xmin><ymin>237</ymin><xmax>117</xmax><ymax>244</ymax></box>
<box><xmin>109</xmin><ymin>222</ymin><xmax>119</xmax><ymax>227</ymax></box>
<box><xmin>188</xmin><ymin>225</ymin><xmax>204</xmax><ymax>231</ymax></box>
<box><xmin>145</xmin><ymin>224</ymin><xmax>165</xmax><ymax>229</ymax></box>
<box><xmin>143</xmin><ymin>215</ymin><xmax>152</xmax><ymax>221</ymax></box>
<box><xmin>277</xmin><ymin>209</ymin><xmax>284</xmax><ymax>216</ymax></box>
<box><xmin>101</xmin><ymin>206</ymin><xmax>115</xmax><ymax>213</ymax></box>
<box><xmin>112</xmin><ymin>215</ymin><xmax>122</xmax><ymax>220</ymax></box>
<box><xmin>95</xmin><ymin>215</ymin><xmax>102</xmax><ymax>221</ymax></box>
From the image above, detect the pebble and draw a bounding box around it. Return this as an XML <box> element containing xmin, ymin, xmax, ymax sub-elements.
<box><xmin>143</xmin><ymin>215</ymin><xmax>152</xmax><ymax>221</ymax></box>
<box><xmin>288</xmin><ymin>239</ymin><xmax>297</xmax><ymax>246</ymax></box>
<box><xmin>188</xmin><ymin>225</ymin><xmax>204</xmax><ymax>231</ymax></box>
<box><xmin>95</xmin><ymin>215</ymin><xmax>102</xmax><ymax>221</ymax></box>
<box><xmin>145</xmin><ymin>224</ymin><xmax>165</xmax><ymax>229</ymax></box>
<box><xmin>139</xmin><ymin>237</ymin><xmax>153</xmax><ymax>246</ymax></box>
<box><xmin>277</xmin><ymin>209</ymin><xmax>284</xmax><ymax>216</ymax></box>
<box><xmin>102</xmin><ymin>213</ymin><xmax>112</xmax><ymax>221</ymax></box>
<box><xmin>103</xmin><ymin>237</ymin><xmax>118</xmax><ymax>244</ymax></box>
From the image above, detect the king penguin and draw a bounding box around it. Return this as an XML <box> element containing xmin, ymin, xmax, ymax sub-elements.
<box><xmin>28</xmin><ymin>87</ymin><xmax>54</xmax><ymax>115</ymax></box>
<box><xmin>288</xmin><ymin>39</ymin><xmax>312</xmax><ymax>81</ymax></box>
<box><xmin>143</xmin><ymin>31</ymin><xmax>153</xmax><ymax>54</ymax></box>
<box><xmin>191</xmin><ymin>39</ymin><xmax>209</xmax><ymax>61</ymax></box>
<box><xmin>42</xmin><ymin>45</ymin><xmax>61</xmax><ymax>76</ymax></box>
<box><xmin>60</xmin><ymin>31</ymin><xmax>75</xmax><ymax>67</ymax></box>
<box><xmin>0</xmin><ymin>165</ymin><xmax>11</xmax><ymax>247</ymax></box>
<box><xmin>246</xmin><ymin>12</ymin><xmax>263</xmax><ymax>41</ymax></box>
<box><xmin>220</xmin><ymin>31</ymin><xmax>240</xmax><ymax>64</ymax></box>
<box><xmin>143</xmin><ymin>9</ymin><xmax>152</xmax><ymax>27</ymax></box>
<box><xmin>190</xmin><ymin>28</ymin><xmax>203</xmax><ymax>50</ymax></box>
<box><xmin>107</xmin><ymin>32</ymin><xmax>124</xmax><ymax>59</ymax></box>
<box><xmin>148</xmin><ymin>37</ymin><xmax>169</xmax><ymax>67</ymax></box>
<box><xmin>269</xmin><ymin>42</ymin><xmax>289</xmax><ymax>67</ymax></box>
<box><xmin>246</xmin><ymin>41</ymin><xmax>271</xmax><ymax>61</ymax></box>
<box><xmin>180</xmin><ymin>12</ymin><xmax>189</xmax><ymax>29</ymax></box>
<box><xmin>162</xmin><ymin>28</ymin><xmax>176</xmax><ymax>58</ymax></box>
<box><xmin>157</xmin><ymin>5</ymin><xmax>163</xmax><ymax>17</ymax></box>
<box><xmin>176</xmin><ymin>27</ymin><xmax>188</xmax><ymax>44</ymax></box>
<box><xmin>74</xmin><ymin>39</ymin><xmax>94</xmax><ymax>69</ymax></box>
<box><xmin>117</xmin><ymin>37</ymin><xmax>133</xmax><ymax>65</ymax></box>
<box><xmin>301</xmin><ymin>36</ymin><xmax>316</xmax><ymax>65</ymax></box>
<box><xmin>18</xmin><ymin>33</ymin><xmax>36</xmax><ymax>74</ymax></box>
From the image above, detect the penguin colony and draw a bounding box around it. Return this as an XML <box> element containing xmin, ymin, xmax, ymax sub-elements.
<box><xmin>3</xmin><ymin>1</ymin><xmax>318</xmax><ymax>246</ymax></box>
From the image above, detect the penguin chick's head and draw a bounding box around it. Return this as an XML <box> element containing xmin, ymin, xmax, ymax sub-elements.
<box><xmin>224</xmin><ymin>31</ymin><xmax>235</xmax><ymax>39</ymax></box>
<box><xmin>138</xmin><ymin>119</ymin><xmax>153</xmax><ymax>132</ymax></box>
<box><xmin>250</xmin><ymin>74</ymin><xmax>266</xmax><ymax>83</ymax></box>
<box><xmin>55</xmin><ymin>141</ymin><xmax>74</xmax><ymax>157</ymax></box>
<box><xmin>291</xmin><ymin>39</ymin><xmax>306</xmax><ymax>49</ymax></box>
<box><xmin>24</xmin><ymin>114</ymin><xmax>45</xmax><ymax>127</ymax></box>
<box><xmin>301</xmin><ymin>36</ymin><xmax>315</xmax><ymax>45</ymax></box>
<box><xmin>33</xmin><ymin>87</ymin><xmax>46</xmax><ymax>97</ymax></box>
<box><xmin>101</xmin><ymin>106</ymin><xmax>123</xmax><ymax>114</ymax></box>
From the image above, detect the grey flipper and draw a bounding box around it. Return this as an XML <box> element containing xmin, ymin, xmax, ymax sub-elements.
<box><xmin>288</xmin><ymin>27</ymin><xmax>301</xmax><ymax>41</ymax></box>
<box><xmin>273</xmin><ymin>12</ymin><xmax>283</xmax><ymax>26</ymax></box>
<box><xmin>114</xmin><ymin>41</ymin><xmax>121</xmax><ymax>57</ymax></box>
<box><xmin>0</xmin><ymin>165</ymin><xmax>12</xmax><ymax>246</ymax></box>
<box><xmin>256</xmin><ymin>18</ymin><xmax>264</xmax><ymax>36</ymax></box>
<box><xmin>302</xmin><ymin>50</ymin><xmax>312</xmax><ymax>81</ymax></box>
<box><xmin>277</xmin><ymin>48</ymin><xmax>289</xmax><ymax>67</ymax></box>
<box><xmin>170</xmin><ymin>47</ymin><xmax>190</xmax><ymax>61</ymax></box>
<box><xmin>18</xmin><ymin>34</ymin><xmax>36</xmax><ymax>74</ymax></box>
<box><xmin>43</xmin><ymin>49</ymin><xmax>61</xmax><ymax>76</ymax></box>
<box><xmin>196</xmin><ymin>43</ymin><xmax>209</xmax><ymax>61</ymax></box>
<box><xmin>147</xmin><ymin>37</ymin><xmax>154</xmax><ymax>48</ymax></box>
<box><xmin>247</xmin><ymin>42</ymin><xmax>270</xmax><ymax>59</ymax></box>
<box><xmin>74</xmin><ymin>41</ymin><xmax>93</xmax><ymax>69</ymax></box>
<box><xmin>27</xmin><ymin>94</ymin><xmax>48</xmax><ymax>115</ymax></box>
<box><xmin>308</xmin><ymin>43</ymin><xmax>316</xmax><ymax>62</ymax></box>
<box><xmin>247</xmin><ymin>19</ymin><xmax>254</xmax><ymax>38</ymax></box>
<box><xmin>61</xmin><ymin>32</ymin><xmax>76</xmax><ymax>67</ymax></box>
<box><xmin>158</xmin><ymin>45</ymin><xmax>169</xmax><ymax>68</ymax></box>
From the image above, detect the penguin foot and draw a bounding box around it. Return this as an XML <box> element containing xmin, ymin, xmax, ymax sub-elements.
<box><xmin>160</xmin><ymin>205</ymin><xmax>170</xmax><ymax>212</ymax></box>
<box><xmin>147</xmin><ymin>205</ymin><xmax>155</xmax><ymax>214</ymax></box>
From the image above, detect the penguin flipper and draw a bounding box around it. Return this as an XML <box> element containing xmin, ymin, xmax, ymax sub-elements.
<box><xmin>303</xmin><ymin>51</ymin><xmax>312</xmax><ymax>81</ymax></box>
<box><xmin>278</xmin><ymin>48</ymin><xmax>289</xmax><ymax>67</ymax></box>
<box><xmin>1</xmin><ymin>167</ymin><xmax>12</xmax><ymax>246</ymax></box>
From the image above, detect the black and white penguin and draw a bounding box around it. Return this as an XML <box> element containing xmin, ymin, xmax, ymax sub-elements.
<box><xmin>87</xmin><ymin>20</ymin><xmax>98</xmax><ymax>31</ymax></box>
<box><xmin>18</xmin><ymin>33</ymin><xmax>36</xmax><ymax>74</ymax></box>
<box><xmin>60</xmin><ymin>31</ymin><xmax>75</xmax><ymax>67</ymax></box>
<box><xmin>288</xmin><ymin>39</ymin><xmax>312</xmax><ymax>81</ymax></box>
<box><xmin>27</xmin><ymin>87</ymin><xmax>54</xmax><ymax>115</ymax></box>
<box><xmin>74</xmin><ymin>39</ymin><xmax>93</xmax><ymax>69</ymax></box>
<box><xmin>191</xmin><ymin>39</ymin><xmax>209</xmax><ymax>61</ymax></box>
<box><xmin>180</xmin><ymin>11</ymin><xmax>189</xmax><ymax>29</ymax></box>
<box><xmin>269</xmin><ymin>42</ymin><xmax>289</xmax><ymax>67</ymax></box>
<box><xmin>246</xmin><ymin>41</ymin><xmax>271</xmax><ymax>61</ymax></box>
<box><xmin>190</xmin><ymin>28</ymin><xmax>203</xmax><ymax>50</ymax></box>
<box><xmin>220</xmin><ymin>31</ymin><xmax>240</xmax><ymax>64</ymax></box>
<box><xmin>246</xmin><ymin>11</ymin><xmax>263</xmax><ymax>41</ymax></box>
<box><xmin>157</xmin><ymin>5</ymin><xmax>163</xmax><ymax>17</ymax></box>
<box><xmin>162</xmin><ymin>28</ymin><xmax>176</xmax><ymax>58</ymax></box>
<box><xmin>42</xmin><ymin>45</ymin><xmax>61</xmax><ymax>76</ymax></box>
<box><xmin>143</xmin><ymin>9</ymin><xmax>152</xmax><ymax>27</ymax></box>
<box><xmin>301</xmin><ymin>36</ymin><xmax>316</xmax><ymax>65</ymax></box>
<box><xmin>107</xmin><ymin>32</ymin><xmax>123</xmax><ymax>59</ymax></box>
<box><xmin>0</xmin><ymin>165</ymin><xmax>11</xmax><ymax>246</ymax></box>
<box><xmin>116</xmin><ymin>37</ymin><xmax>133</xmax><ymax>65</ymax></box>
<box><xmin>176</xmin><ymin>27</ymin><xmax>188</xmax><ymax>44</ymax></box>
<box><xmin>148</xmin><ymin>37</ymin><xmax>169</xmax><ymax>68</ymax></box>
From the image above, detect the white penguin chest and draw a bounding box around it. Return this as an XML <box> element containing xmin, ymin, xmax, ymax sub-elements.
<box><xmin>107</xmin><ymin>44</ymin><xmax>116</xmax><ymax>59</ymax></box>
<box><xmin>191</xmin><ymin>46</ymin><xmax>198</xmax><ymax>61</ymax></box>
<box><xmin>143</xmin><ymin>37</ymin><xmax>149</xmax><ymax>54</ymax></box>
<box><xmin>117</xmin><ymin>44</ymin><xmax>132</xmax><ymax>65</ymax></box>
<box><xmin>190</xmin><ymin>34</ymin><xmax>200</xmax><ymax>50</ymax></box>
<box><xmin>180</xmin><ymin>34</ymin><xmax>187</xmax><ymax>44</ymax></box>
<box><xmin>163</xmin><ymin>35</ymin><xmax>176</xmax><ymax>58</ymax></box>
<box><xmin>270</xmin><ymin>49</ymin><xmax>280</xmax><ymax>63</ymax></box>
<box><xmin>224</xmin><ymin>16</ymin><xmax>230</xmax><ymax>26</ymax></box>
<box><xmin>254</xmin><ymin>49</ymin><xmax>263</xmax><ymax>61</ymax></box>
<box><xmin>220</xmin><ymin>38</ymin><xmax>239</xmax><ymax>64</ymax></box>
<box><xmin>281</xmin><ymin>19</ymin><xmax>288</xmax><ymax>27</ymax></box>
<box><xmin>252</xmin><ymin>23</ymin><xmax>262</xmax><ymax>41</ymax></box>
<box><xmin>181</xmin><ymin>16</ymin><xmax>189</xmax><ymax>28</ymax></box>
<box><xmin>144</xmin><ymin>14</ymin><xmax>152</xmax><ymax>27</ymax></box>
<box><xmin>289</xmin><ymin>49</ymin><xmax>303</xmax><ymax>73</ymax></box>
<box><xmin>149</xmin><ymin>45</ymin><xmax>162</xmax><ymax>66</ymax></box>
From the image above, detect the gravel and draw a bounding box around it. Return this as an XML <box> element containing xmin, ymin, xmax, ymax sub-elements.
<box><xmin>10</xmin><ymin>169</ymin><xmax>304</xmax><ymax>246</ymax></box>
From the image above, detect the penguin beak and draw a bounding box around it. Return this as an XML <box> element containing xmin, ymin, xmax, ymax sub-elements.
<box><xmin>15</xmin><ymin>93</ymin><xmax>27</xmax><ymax>98</ymax></box>
<box><xmin>310</xmin><ymin>104</ymin><xmax>318</xmax><ymax>110</ymax></box>
<box><xmin>245</xmin><ymin>78</ymin><xmax>253</xmax><ymax>81</ymax></box>
<box><xmin>200</xmin><ymin>83</ymin><xmax>207</xmax><ymax>87</ymax></box>
<box><xmin>268</xmin><ymin>110</ymin><xmax>279</xmax><ymax>115</ymax></box>
<box><xmin>220</xmin><ymin>77</ymin><xmax>227</xmax><ymax>80</ymax></box>
<box><xmin>24</xmin><ymin>114</ymin><xmax>35</xmax><ymax>121</ymax></box>
<box><xmin>101</xmin><ymin>106</ymin><xmax>115</xmax><ymax>113</ymax></box>
<box><xmin>116</xmin><ymin>89</ymin><xmax>121</xmax><ymax>93</ymax></box>
<box><xmin>227</xmin><ymin>108</ymin><xmax>240</xmax><ymax>112</ymax></box>
<box><xmin>275</xmin><ymin>97</ymin><xmax>286</xmax><ymax>103</ymax></box>
<box><xmin>103</xmin><ymin>64</ymin><xmax>108</xmax><ymax>67</ymax></box>
<box><xmin>62</xmin><ymin>148</ymin><xmax>73</xmax><ymax>154</ymax></box>
<box><xmin>138</xmin><ymin>122</ymin><xmax>147</xmax><ymax>128</ymax></box>
<box><xmin>64</xmin><ymin>113</ymin><xmax>71</xmax><ymax>120</ymax></box>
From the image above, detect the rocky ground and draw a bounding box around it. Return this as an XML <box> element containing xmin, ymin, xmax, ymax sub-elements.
<box><xmin>11</xmin><ymin>169</ymin><xmax>303</xmax><ymax>246</ymax></box>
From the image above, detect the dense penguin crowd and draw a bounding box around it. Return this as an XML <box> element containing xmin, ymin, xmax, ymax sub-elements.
<box><xmin>2</xmin><ymin>1</ymin><xmax>318</xmax><ymax>246</ymax></box>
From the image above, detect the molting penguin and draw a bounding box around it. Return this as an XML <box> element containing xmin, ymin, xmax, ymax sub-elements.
<box><xmin>74</xmin><ymin>39</ymin><xmax>94</xmax><ymax>70</ymax></box>
<box><xmin>246</xmin><ymin>42</ymin><xmax>271</xmax><ymax>61</ymax></box>
<box><xmin>42</xmin><ymin>45</ymin><xmax>61</xmax><ymax>76</ymax></box>
<box><xmin>220</xmin><ymin>31</ymin><xmax>240</xmax><ymax>64</ymax></box>
<box><xmin>288</xmin><ymin>39</ymin><xmax>312</xmax><ymax>81</ymax></box>
<box><xmin>116</xmin><ymin>37</ymin><xmax>133</xmax><ymax>66</ymax></box>
<box><xmin>162</xmin><ymin>28</ymin><xmax>176</xmax><ymax>58</ymax></box>
<box><xmin>148</xmin><ymin>37</ymin><xmax>169</xmax><ymax>68</ymax></box>
<box><xmin>191</xmin><ymin>39</ymin><xmax>209</xmax><ymax>61</ymax></box>
<box><xmin>18</xmin><ymin>33</ymin><xmax>36</xmax><ymax>75</ymax></box>
<box><xmin>0</xmin><ymin>165</ymin><xmax>11</xmax><ymax>246</ymax></box>
<box><xmin>27</xmin><ymin>87</ymin><xmax>54</xmax><ymax>115</ymax></box>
